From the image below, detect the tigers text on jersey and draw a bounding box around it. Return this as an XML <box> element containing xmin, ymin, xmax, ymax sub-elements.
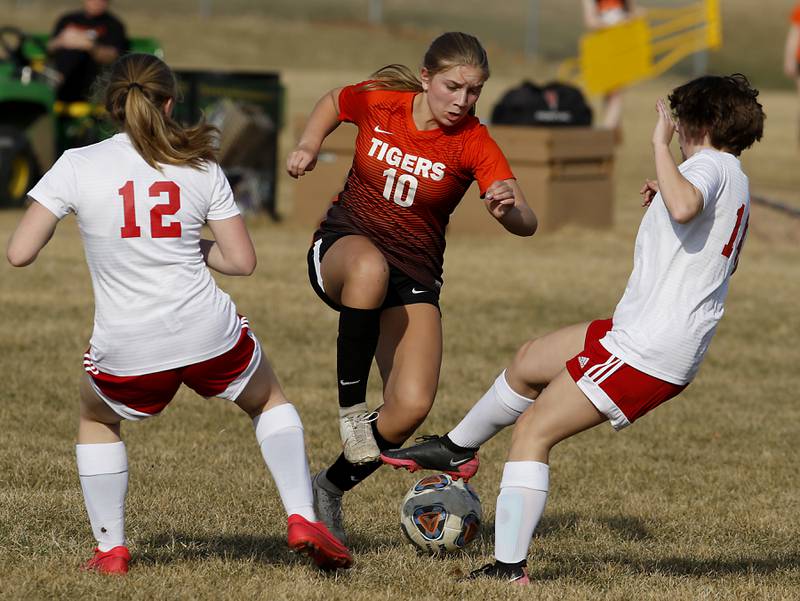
<box><xmin>28</xmin><ymin>133</ymin><xmax>242</xmax><ymax>376</ymax></box>
<box><xmin>600</xmin><ymin>149</ymin><xmax>750</xmax><ymax>385</ymax></box>
<box><xmin>316</xmin><ymin>83</ymin><xmax>515</xmax><ymax>290</ymax></box>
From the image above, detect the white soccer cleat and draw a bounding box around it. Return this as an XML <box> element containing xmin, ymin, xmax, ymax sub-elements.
<box><xmin>339</xmin><ymin>405</ymin><xmax>380</xmax><ymax>465</ymax></box>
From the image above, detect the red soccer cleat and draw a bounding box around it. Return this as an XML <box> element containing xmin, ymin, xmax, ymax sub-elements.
<box><xmin>81</xmin><ymin>545</ymin><xmax>131</xmax><ymax>575</ymax></box>
<box><xmin>287</xmin><ymin>514</ymin><xmax>353</xmax><ymax>570</ymax></box>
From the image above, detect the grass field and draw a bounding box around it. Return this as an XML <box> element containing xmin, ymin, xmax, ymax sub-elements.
<box><xmin>2</xmin><ymin>2</ymin><xmax>800</xmax><ymax>600</ymax></box>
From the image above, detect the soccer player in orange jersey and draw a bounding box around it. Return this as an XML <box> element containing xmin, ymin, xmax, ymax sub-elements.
<box><xmin>287</xmin><ymin>32</ymin><xmax>537</xmax><ymax>542</ymax></box>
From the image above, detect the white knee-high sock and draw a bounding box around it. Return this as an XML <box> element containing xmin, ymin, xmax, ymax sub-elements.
<box><xmin>494</xmin><ymin>461</ymin><xmax>549</xmax><ymax>564</ymax></box>
<box><xmin>253</xmin><ymin>403</ymin><xmax>315</xmax><ymax>522</ymax></box>
<box><xmin>448</xmin><ymin>371</ymin><xmax>535</xmax><ymax>449</ymax></box>
<box><xmin>76</xmin><ymin>441</ymin><xmax>128</xmax><ymax>552</ymax></box>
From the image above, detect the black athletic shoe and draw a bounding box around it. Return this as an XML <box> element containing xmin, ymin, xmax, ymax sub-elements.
<box><xmin>380</xmin><ymin>435</ymin><xmax>479</xmax><ymax>481</ymax></box>
<box><xmin>464</xmin><ymin>562</ymin><xmax>530</xmax><ymax>585</ymax></box>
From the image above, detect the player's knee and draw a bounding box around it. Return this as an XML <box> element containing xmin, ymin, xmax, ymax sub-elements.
<box><xmin>78</xmin><ymin>392</ymin><xmax>119</xmax><ymax>425</ymax></box>
<box><xmin>513</xmin><ymin>408</ymin><xmax>549</xmax><ymax>443</ymax></box>
<box><xmin>345</xmin><ymin>252</ymin><xmax>389</xmax><ymax>287</ymax></box>
<box><xmin>236</xmin><ymin>396</ymin><xmax>268</xmax><ymax>419</ymax></box>
<box><xmin>236</xmin><ymin>386</ymin><xmax>286</xmax><ymax>419</ymax></box>
<box><xmin>78</xmin><ymin>396</ymin><xmax>100</xmax><ymax>421</ymax></box>
<box><xmin>515</xmin><ymin>337</ymin><xmax>542</xmax><ymax>366</ymax></box>
<box><xmin>511</xmin><ymin>410</ymin><xmax>554</xmax><ymax>453</ymax></box>
<box><xmin>402</xmin><ymin>401</ymin><xmax>433</xmax><ymax>432</ymax></box>
<box><xmin>513</xmin><ymin>406</ymin><xmax>536</xmax><ymax>432</ymax></box>
<box><xmin>384</xmin><ymin>390</ymin><xmax>434</xmax><ymax>432</ymax></box>
<box><xmin>507</xmin><ymin>338</ymin><xmax>543</xmax><ymax>394</ymax></box>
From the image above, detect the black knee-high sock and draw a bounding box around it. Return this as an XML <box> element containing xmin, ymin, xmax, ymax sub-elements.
<box><xmin>326</xmin><ymin>421</ymin><xmax>402</xmax><ymax>492</ymax></box>
<box><xmin>337</xmin><ymin>306</ymin><xmax>381</xmax><ymax>410</ymax></box>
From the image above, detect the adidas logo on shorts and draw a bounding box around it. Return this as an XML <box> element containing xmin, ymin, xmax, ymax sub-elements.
<box><xmin>578</xmin><ymin>356</ymin><xmax>589</xmax><ymax>368</ymax></box>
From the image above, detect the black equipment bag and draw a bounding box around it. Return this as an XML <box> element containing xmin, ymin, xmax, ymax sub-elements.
<box><xmin>490</xmin><ymin>81</ymin><xmax>593</xmax><ymax>127</ymax></box>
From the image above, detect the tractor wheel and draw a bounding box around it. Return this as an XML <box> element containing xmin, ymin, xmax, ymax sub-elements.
<box><xmin>0</xmin><ymin>126</ymin><xmax>39</xmax><ymax>208</ymax></box>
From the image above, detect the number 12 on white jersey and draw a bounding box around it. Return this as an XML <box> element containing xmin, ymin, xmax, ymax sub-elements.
<box><xmin>119</xmin><ymin>180</ymin><xmax>183</xmax><ymax>239</ymax></box>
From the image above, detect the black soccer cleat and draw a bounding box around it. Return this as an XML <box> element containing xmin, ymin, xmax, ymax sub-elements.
<box><xmin>380</xmin><ymin>435</ymin><xmax>479</xmax><ymax>481</ymax></box>
<box><xmin>463</xmin><ymin>562</ymin><xmax>530</xmax><ymax>585</ymax></box>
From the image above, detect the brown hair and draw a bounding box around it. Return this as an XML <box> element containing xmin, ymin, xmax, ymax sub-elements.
<box><xmin>101</xmin><ymin>53</ymin><xmax>218</xmax><ymax>169</ymax></box>
<box><xmin>668</xmin><ymin>73</ymin><xmax>765</xmax><ymax>156</ymax></box>
<box><xmin>362</xmin><ymin>32</ymin><xmax>490</xmax><ymax>92</ymax></box>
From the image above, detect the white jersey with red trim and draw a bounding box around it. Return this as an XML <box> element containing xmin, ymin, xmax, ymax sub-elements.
<box><xmin>28</xmin><ymin>133</ymin><xmax>242</xmax><ymax>376</ymax></box>
<box><xmin>600</xmin><ymin>149</ymin><xmax>750</xmax><ymax>385</ymax></box>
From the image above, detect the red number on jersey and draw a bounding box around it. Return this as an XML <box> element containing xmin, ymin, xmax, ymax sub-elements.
<box><xmin>117</xmin><ymin>180</ymin><xmax>182</xmax><ymax>238</ymax></box>
<box><xmin>149</xmin><ymin>181</ymin><xmax>182</xmax><ymax>238</ymax></box>
<box><xmin>721</xmin><ymin>203</ymin><xmax>748</xmax><ymax>273</ymax></box>
<box><xmin>731</xmin><ymin>215</ymin><xmax>749</xmax><ymax>274</ymax></box>
<box><xmin>118</xmin><ymin>181</ymin><xmax>141</xmax><ymax>238</ymax></box>
<box><xmin>721</xmin><ymin>204</ymin><xmax>744</xmax><ymax>258</ymax></box>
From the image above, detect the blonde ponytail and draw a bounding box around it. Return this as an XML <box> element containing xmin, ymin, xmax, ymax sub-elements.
<box><xmin>362</xmin><ymin>64</ymin><xmax>423</xmax><ymax>92</ymax></box>
<box><xmin>101</xmin><ymin>53</ymin><xmax>218</xmax><ymax>169</ymax></box>
<box><xmin>360</xmin><ymin>32</ymin><xmax>490</xmax><ymax>93</ymax></box>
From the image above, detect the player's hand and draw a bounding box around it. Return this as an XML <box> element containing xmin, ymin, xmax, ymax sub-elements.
<box><xmin>484</xmin><ymin>179</ymin><xmax>516</xmax><ymax>219</ymax></box>
<box><xmin>652</xmin><ymin>98</ymin><xmax>676</xmax><ymax>148</ymax></box>
<box><xmin>640</xmin><ymin>178</ymin><xmax>659</xmax><ymax>207</ymax></box>
<box><xmin>286</xmin><ymin>145</ymin><xmax>318</xmax><ymax>179</ymax></box>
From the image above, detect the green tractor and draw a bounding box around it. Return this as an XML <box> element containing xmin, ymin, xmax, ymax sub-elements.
<box><xmin>1</xmin><ymin>28</ymin><xmax>283</xmax><ymax>216</ymax></box>
<box><xmin>0</xmin><ymin>27</ymin><xmax>161</xmax><ymax>207</ymax></box>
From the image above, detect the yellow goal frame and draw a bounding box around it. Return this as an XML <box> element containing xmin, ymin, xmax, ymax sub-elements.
<box><xmin>558</xmin><ymin>0</ymin><xmax>721</xmax><ymax>95</ymax></box>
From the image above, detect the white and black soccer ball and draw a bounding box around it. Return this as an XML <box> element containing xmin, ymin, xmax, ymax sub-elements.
<box><xmin>399</xmin><ymin>473</ymin><xmax>482</xmax><ymax>554</ymax></box>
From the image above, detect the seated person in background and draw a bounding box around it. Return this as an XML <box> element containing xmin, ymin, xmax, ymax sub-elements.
<box><xmin>48</xmin><ymin>0</ymin><xmax>128</xmax><ymax>102</ymax></box>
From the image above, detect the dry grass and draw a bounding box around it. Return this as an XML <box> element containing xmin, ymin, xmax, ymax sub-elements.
<box><xmin>2</xmin><ymin>3</ymin><xmax>800</xmax><ymax>600</ymax></box>
<box><xmin>2</xmin><ymin>205</ymin><xmax>799</xmax><ymax>600</ymax></box>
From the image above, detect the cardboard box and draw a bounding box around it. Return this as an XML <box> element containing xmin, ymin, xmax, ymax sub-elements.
<box><xmin>451</xmin><ymin>126</ymin><xmax>615</xmax><ymax>233</ymax></box>
<box><xmin>290</xmin><ymin>119</ymin><xmax>614</xmax><ymax>233</ymax></box>
<box><xmin>211</xmin><ymin>100</ymin><xmax>275</xmax><ymax>169</ymax></box>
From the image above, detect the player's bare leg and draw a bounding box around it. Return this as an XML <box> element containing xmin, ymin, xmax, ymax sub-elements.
<box><xmin>504</xmin><ymin>322</ymin><xmax>590</xmax><ymax>398</ymax></box>
<box><xmin>313</xmin><ymin>303</ymin><xmax>442</xmax><ymax>542</ymax></box>
<box><xmin>603</xmin><ymin>89</ymin><xmax>625</xmax><ymax>143</ymax></box>
<box><xmin>321</xmin><ymin>234</ymin><xmax>389</xmax><ymax>463</ymax></box>
<box><xmin>311</xmin><ymin>236</ymin><xmax>391</xmax><ymax>535</ymax></box>
<box><xmin>507</xmin><ymin>370</ymin><xmax>605</xmax><ymax>464</ymax></box>
<box><xmin>468</xmin><ymin>370</ymin><xmax>605</xmax><ymax>582</ymax></box>
<box><xmin>382</xmin><ymin>322</ymin><xmax>590</xmax><ymax>478</ymax></box>
<box><xmin>320</xmin><ymin>235</ymin><xmax>389</xmax><ymax>309</ymax></box>
<box><xmin>234</xmin><ymin>354</ymin><xmax>289</xmax><ymax>417</ymax></box>
<box><xmin>78</xmin><ymin>375</ymin><xmax>122</xmax><ymax>444</ymax></box>
<box><xmin>77</xmin><ymin>375</ymin><xmax>129</xmax><ymax>574</ymax></box>
<box><xmin>237</xmin><ymin>355</ymin><xmax>352</xmax><ymax>570</ymax></box>
<box><xmin>374</xmin><ymin>303</ymin><xmax>442</xmax><ymax>443</ymax></box>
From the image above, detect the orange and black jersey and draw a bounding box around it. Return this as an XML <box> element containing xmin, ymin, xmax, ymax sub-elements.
<box><xmin>315</xmin><ymin>83</ymin><xmax>514</xmax><ymax>291</ymax></box>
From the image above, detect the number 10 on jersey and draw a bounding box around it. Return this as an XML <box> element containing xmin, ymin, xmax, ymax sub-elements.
<box><xmin>382</xmin><ymin>168</ymin><xmax>417</xmax><ymax>207</ymax></box>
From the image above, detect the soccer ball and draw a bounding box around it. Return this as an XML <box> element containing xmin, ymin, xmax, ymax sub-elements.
<box><xmin>399</xmin><ymin>473</ymin><xmax>482</xmax><ymax>554</ymax></box>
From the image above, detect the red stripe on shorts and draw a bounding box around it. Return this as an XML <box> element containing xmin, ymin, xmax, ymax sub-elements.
<box><xmin>566</xmin><ymin>319</ymin><xmax>686</xmax><ymax>424</ymax></box>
